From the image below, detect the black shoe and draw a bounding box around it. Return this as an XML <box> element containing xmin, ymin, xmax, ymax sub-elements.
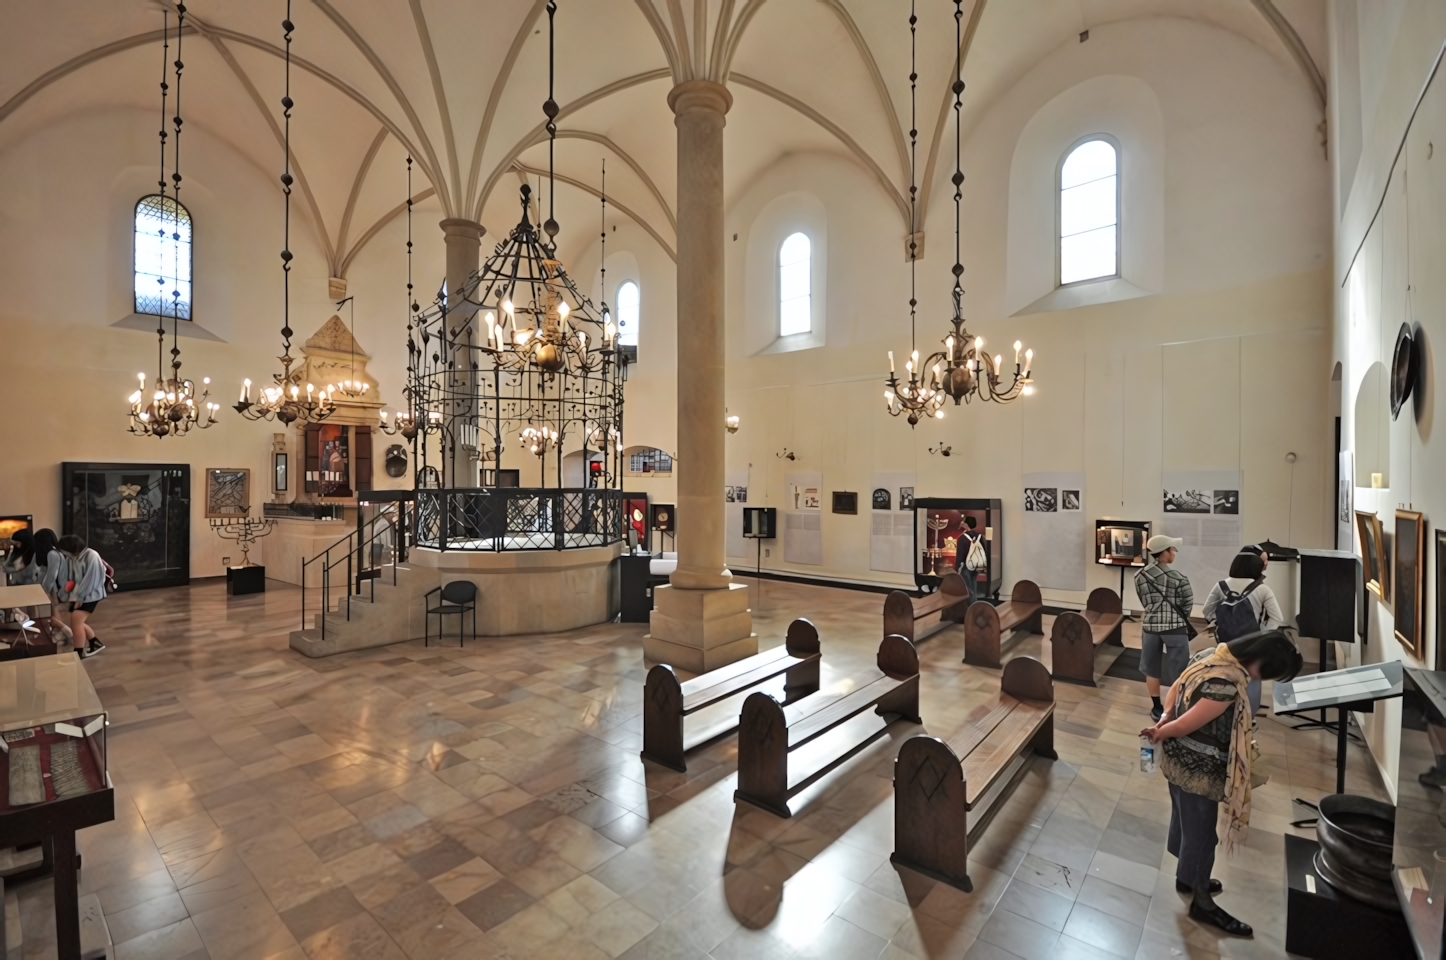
<box><xmin>1151</xmin><ymin>704</ymin><xmax>1164</xmax><ymax>722</ymax></box>
<box><xmin>78</xmin><ymin>645</ymin><xmax>97</xmax><ymax>659</ymax></box>
<box><xmin>1176</xmin><ymin>879</ymin><xmax>1224</xmax><ymax>894</ymax></box>
<box><xmin>1189</xmin><ymin>901</ymin><xmax>1252</xmax><ymax>937</ymax></box>
<box><xmin>1420</xmin><ymin>766</ymin><xmax>1446</xmax><ymax>789</ymax></box>
<box><xmin>83</xmin><ymin>638</ymin><xmax>105</xmax><ymax>657</ymax></box>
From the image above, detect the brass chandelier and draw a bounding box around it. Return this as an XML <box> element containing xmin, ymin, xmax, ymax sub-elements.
<box><xmin>885</xmin><ymin>0</ymin><xmax>1034</xmax><ymax>426</ymax></box>
<box><xmin>129</xmin><ymin>4</ymin><xmax>217</xmax><ymax>438</ymax></box>
<box><xmin>234</xmin><ymin>1</ymin><xmax>334</xmax><ymax>425</ymax></box>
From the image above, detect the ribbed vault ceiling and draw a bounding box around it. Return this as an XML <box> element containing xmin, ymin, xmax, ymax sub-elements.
<box><xmin>1</xmin><ymin>0</ymin><xmax>1326</xmax><ymax>276</ymax></box>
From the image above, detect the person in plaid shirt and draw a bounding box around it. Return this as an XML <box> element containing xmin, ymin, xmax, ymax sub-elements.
<box><xmin>1136</xmin><ymin>534</ymin><xmax>1194</xmax><ymax>720</ymax></box>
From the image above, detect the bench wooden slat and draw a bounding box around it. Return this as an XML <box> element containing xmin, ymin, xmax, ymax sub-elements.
<box><xmin>883</xmin><ymin>573</ymin><xmax>972</xmax><ymax>644</ymax></box>
<box><xmin>736</xmin><ymin>634</ymin><xmax>920</xmax><ymax>818</ymax></box>
<box><xmin>787</xmin><ymin>675</ymin><xmax>906</xmax><ymax>750</ymax></box>
<box><xmin>1050</xmin><ymin>588</ymin><xmax>1125</xmax><ymax>686</ymax></box>
<box><xmin>994</xmin><ymin>601</ymin><xmax>1036</xmax><ymax>633</ymax></box>
<box><xmin>682</xmin><ymin>646</ymin><xmax>796</xmax><ymax>712</ymax></box>
<box><xmin>962</xmin><ymin>700</ymin><xmax>1051</xmax><ymax>807</ymax></box>
<box><xmin>963</xmin><ymin>580</ymin><xmax>1044</xmax><ymax>668</ymax></box>
<box><xmin>643</xmin><ymin>618</ymin><xmax>821</xmax><ymax>772</ymax></box>
<box><xmin>891</xmin><ymin>657</ymin><xmax>1056</xmax><ymax>892</ymax></box>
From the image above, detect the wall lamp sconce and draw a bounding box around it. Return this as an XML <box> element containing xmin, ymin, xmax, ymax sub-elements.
<box><xmin>929</xmin><ymin>444</ymin><xmax>953</xmax><ymax>457</ymax></box>
<box><xmin>776</xmin><ymin>449</ymin><xmax>796</xmax><ymax>461</ymax></box>
<box><xmin>726</xmin><ymin>409</ymin><xmax>740</xmax><ymax>434</ymax></box>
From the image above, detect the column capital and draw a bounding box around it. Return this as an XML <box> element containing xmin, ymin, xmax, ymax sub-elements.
<box><xmin>439</xmin><ymin>218</ymin><xmax>485</xmax><ymax>242</ymax></box>
<box><xmin>668</xmin><ymin>80</ymin><xmax>732</xmax><ymax>117</ymax></box>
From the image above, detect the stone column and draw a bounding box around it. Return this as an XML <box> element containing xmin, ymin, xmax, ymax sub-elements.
<box><xmin>440</xmin><ymin>218</ymin><xmax>483</xmax><ymax>488</ymax></box>
<box><xmin>645</xmin><ymin>80</ymin><xmax>755</xmax><ymax>672</ymax></box>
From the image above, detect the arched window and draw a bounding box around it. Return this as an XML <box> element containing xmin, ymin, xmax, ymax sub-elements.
<box><xmin>1058</xmin><ymin>138</ymin><xmax>1117</xmax><ymax>285</ymax></box>
<box><xmin>616</xmin><ymin>280</ymin><xmax>640</xmax><ymax>348</ymax></box>
<box><xmin>778</xmin><ymin>232</ymin><xmax>811</xmax><ymax>336</ymax></box>
<box><xmin>134</xmin><ymin>195</ymin><xmax>193</xmax><ymax>319</ymax></box>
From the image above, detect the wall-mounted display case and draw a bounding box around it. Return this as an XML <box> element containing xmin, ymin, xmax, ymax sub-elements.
<box><xmin>912</xmin><ymin>498</ymin><xmax>1003</xmax><ymax>598</ymax></box>
<box><xmin>62</xmin><ymin>462</ymin><xmax>189</xmax><ymax>590</ymax></box>
<box><xmin>1095</xmin><ymin>519</ymin><xmax>1152</xmax><ymax>567</ymax></box>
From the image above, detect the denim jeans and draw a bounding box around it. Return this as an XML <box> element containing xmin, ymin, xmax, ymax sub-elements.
<box><xmin>1167</xmin><ymin>781</ymin><xmax>1219</xmax><ymax>892</ymax></box>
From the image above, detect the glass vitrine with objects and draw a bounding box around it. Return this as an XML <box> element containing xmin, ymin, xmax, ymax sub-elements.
<box><xmin>1394</xmin><ymin>667</ymin><xmax>1446</xmax><ymax>957</ymax></box>
<box><xmin>0</xmin><ymin>655</ymin><xmax>110</xmax><ymax>815</ymax></box>
<box><xmin>912</xmin><ymin>498</ymin><xmax>1002</xmax><ymax>598</ymax></box>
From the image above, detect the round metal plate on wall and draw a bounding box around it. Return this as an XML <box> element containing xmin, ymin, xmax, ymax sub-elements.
<box><xmin>384</xmin><ymin>444</ymin><xmax>408</xmax><ymax>478</ymax></box>
<box><xmin>1390</xmin><ymin>322</ymin><xmax>1417</xmax><ymax>420</ymax></box>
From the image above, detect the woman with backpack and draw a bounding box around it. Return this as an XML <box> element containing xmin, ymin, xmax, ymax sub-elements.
<box><xmin>1202</xmin><ymin>549</ymin><xmax>1285</xmax><ymax>715</ymax></box>
<box><xmin>1141</xmin><ymin>629</ymin><xmax>1302</xmax><ymax>937</ymax></box>
<box><xmin>56</xmin><ymin>534</ymin><xmax>106</xmax><ymax>658</ymax></box>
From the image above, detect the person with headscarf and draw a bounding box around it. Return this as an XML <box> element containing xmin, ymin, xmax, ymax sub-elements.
<box><xmin>1141</xmin><ymin>630</ymin><xmax>1303</xmax><ymax>937</ymax></box>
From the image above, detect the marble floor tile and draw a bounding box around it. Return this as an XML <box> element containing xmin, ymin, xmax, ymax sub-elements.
<box><xmin>9</xmin><ymin>577</ymin><xmax>1393</xmax><ymax>959</ymax></box>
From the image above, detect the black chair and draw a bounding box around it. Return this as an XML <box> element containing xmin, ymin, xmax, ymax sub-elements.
<box><xmin>424</xmin><ymin>581</ymin><xmax>477</xmax><ymax>647</ymax></box>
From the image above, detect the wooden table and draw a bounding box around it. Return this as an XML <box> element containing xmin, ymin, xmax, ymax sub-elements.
<box><xmin>0</xmin><ymin>584</ymin><xmax>51</xmax><ymax>608</ymax></box>
<box><xmin>0</xmin><ymin>655</ymin><xmax>115</xmax><ymax>960</ymax></box>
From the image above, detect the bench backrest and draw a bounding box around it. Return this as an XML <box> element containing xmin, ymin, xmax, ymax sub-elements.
<box><xmin>1085</xmin><ymin>587</ymin><xmax>1122</xmax><ymax>616</ymax></box>
<box><xmin>879</xmin><ymin>634</ymin><xmax>919</xmax><ymax>679</ymax></box>
<box><xmin>1009</xmin><ymin>579</ymin><xmax>1043</xmax><ymax>606</ymax></box>
<box><xmin>786</xmin><ymin>617</ymin><xmax>820</xmax><ymax>657</ymax></box>
<box><xmin>1001</xmin><ymin>655</ymin><xmax>1053</xmax><ymax>703</ymax></box>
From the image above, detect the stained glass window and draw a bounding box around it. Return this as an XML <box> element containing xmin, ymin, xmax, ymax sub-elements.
<box><xmin>134</xmin><ymin>194</ymin><xmax>192</xmax><ymax>319</ymax></box>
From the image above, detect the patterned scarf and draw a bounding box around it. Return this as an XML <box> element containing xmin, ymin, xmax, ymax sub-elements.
<box><xmin>1173</xmin><ymin>642</ymin><xmax>1254</xmax><ymax>853</ymax></box>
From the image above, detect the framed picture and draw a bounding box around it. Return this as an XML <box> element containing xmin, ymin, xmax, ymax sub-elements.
<box><xmin>651</xmin><ymin>503</ymin><xmax>675</xmax><ymax>533</ymax></box>
<box><xmin>872</xmin><ymin>488</ymin><xmax>891</xmax><ymax>510</ymax></box>
<box><xmin>205</xmin><ymin>468</ymin><xmax>250</xmax><ymax>518</ymax></box>
<box><xmin>832</xmin><ymin>492</ymin><xmax>858</xmax><ymax>515</ymax></box>
<box><xmin>0</xmin><ymin>515</ymin><xmax>32</xmax><ymax>543</ymax></box>
<box><xmin>1436</xmin><ymin>531</ymin><xmax>1446</xmax><ymax>672</ymax></box>
<box><xmin>1061</xmin><ymin>490</ymin><xmax>1081</xmax><ymax>512</ymax></box>
<box><xmin>273</xmin><ymin>452</ymin><xmax>288</xmax><ymax>493</ymax></box>
<box><xmin>1394</xmin><ymin>510</ymin><xmax>1425</xmax><ymax>658</ymax></box>
<box><xmin>1356</xmin><ymin>510</ymin><xmax>1387</xmax><ymax>600</ymax></box>
<box><xmin>1024</xmin><ymin>487</ymin><xmax>1058</xmax><ymax>512</ymax></box>
<box><xmin>899</xmin><ymin>487</ymin><xmax>915</xmax><ymax>510</ymax></box>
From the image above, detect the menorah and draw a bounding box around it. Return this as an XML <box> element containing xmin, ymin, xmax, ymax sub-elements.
<box><xmin>208</xmin><ymin>516</ymin><xmax>276</xmax><ymax>567</ymax></box>
<box><xmin>925</xmin><ymin>516</ymin><xmax>949</xmax><ymax>576</ymax></box>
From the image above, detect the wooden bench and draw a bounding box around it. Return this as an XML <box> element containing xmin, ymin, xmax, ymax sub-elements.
<box><xmin>1050</xmin><ymin>588</ymin><xmax>1125</xmax><ymax>686</ymax></box>
<box><xmin>883</xmin><ymin>572</ymin><xmax>972</xmax><ymax>644</ymax></box>
<box><xmin>735</xmin><ymin>634</ymin><xmax>920</xmax><ymax>818</ymax></box>
<box><xmin>891</xmin><ymin>656</ymin><xmax>1057</xmax><ymax>891</ymax></box>
<box><xmin>963</xmin><ymin>579</ymin><xmax>1044</xmax><ymax>668</ymax></box>
<box><xmin>641</xmin><ymin>619</ymin><xmax>822</xmax><ymax>772</ymax></box>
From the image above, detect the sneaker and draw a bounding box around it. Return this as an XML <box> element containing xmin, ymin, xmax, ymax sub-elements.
<box><xmin>78</xmin><ymin>645</ymin><xmax>97</xmax><ymax>659</ymax></box>
<box><xmin>1150</xmin><ymin>703</ymin><xmax>1164</xmax><ymax>722</ymax></box>
<box><xmin>87</xmin><ymin>638</ymin><xmax>106</xmax><ymax>655</ymax></box>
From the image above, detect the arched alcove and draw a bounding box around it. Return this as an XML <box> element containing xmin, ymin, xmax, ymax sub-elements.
<box><xmin>1354</xmin><ymin>361</ymin><xmax>1389</xmax><ymax>487</ymax></box>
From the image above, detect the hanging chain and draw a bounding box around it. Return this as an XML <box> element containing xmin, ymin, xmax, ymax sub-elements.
<box><xmin>907</xmin><ymin>0</ymin><xmax>918</xmax><ymax>349</ymax></box>
<box><xmin>170</xmin><ymin>3</ymin><xmax>186</xmax><ymax>381</ymax></box>
<box><xmin>542</xmin><ymin>0</ymin><xmax>559</xmax><ymax>251</ymax></box>
<box><xmin>279</xmin><ymin>0</ymin><xmax>295</xmax><ymax>366</ymax></box>
<box><xmin>154</xmin><ymin>10</ymin><xmax>169</xmax><ymax>381</ymax></box>
<box><xmin>951</xmin><ymin>0</ymin><xmax>965</xmax><ymax>318</ymax></box>
<box><xmin>599</xmin><ymin>157</ymin><xmax>606</xmax><ymax>303</ymax></box>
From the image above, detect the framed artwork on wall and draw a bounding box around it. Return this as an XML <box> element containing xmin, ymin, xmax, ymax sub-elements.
<box><xmin>831</xmin><ymin>492</ymin><xmax>858</xmax><ymax>515</ymax></box>
<box><xmin>206</xmin><ymin>468</ymin><xmax>251</xmax><ymax>518</ymax></box>
<box><xmin>1436</xmin><ymin>531</ymin><xmax>1446</xmax><ymax>672</ymax></box>
<box><xmin>1356</xmin><ymin>510</ymin><xmax>1388</xmax><ymax>600</ymax></box>
<box><xmin>1394</xmin><ymin>510</ymin><xmax>1425</xmax><ymax>659</ymax></box>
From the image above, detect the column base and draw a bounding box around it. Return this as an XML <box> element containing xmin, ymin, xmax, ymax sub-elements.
<box><xmin>645</xmin><ymin>582</ymin><xmax>756</xmax><ymax>673</ymax></box>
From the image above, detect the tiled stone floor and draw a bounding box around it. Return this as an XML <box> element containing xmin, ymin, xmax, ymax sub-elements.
<box><xmin>6</xmin><ymin>575</ymin><xmax>1389</xmax><ymax>960</ymax></box>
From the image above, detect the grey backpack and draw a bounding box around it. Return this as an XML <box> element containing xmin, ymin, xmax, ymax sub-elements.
<box><xmin>1214</xmin><ymin>579</ymin><xmax>1262</xmax><ymax>642</ymax></box>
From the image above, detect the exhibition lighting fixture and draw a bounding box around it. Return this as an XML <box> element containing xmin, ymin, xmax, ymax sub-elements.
<box><xmin>129</xmin><ymin>4</ymin><xmax>217</xmax><ymax>438</ymax></box>
<box><xmin>884</xmin><ymin>2</ymin><xmax>946</xmax><ymax>427</ymax></box>
<box><xmin>378</xmin><ymin>155</ymin><xmax>418</xmax><ymax>440</ymax></box>
<box><xmin>234</xmin><ymin>1</ymin><xmax>334</xmax><ymax>425</ymax></box>
<box><xmin>920</xmin><ymin>0</ymin><xmax>1034</xmax><ymax>408</ymax></box>
<box><xmin>471</xmin><ymin>2</ymin><xmax>617</xmax><ymax>378</ymax></box>
<box><xmin>726</xmin><ymin>409</ymin><xmax>740</xmax><ymax>434</ymax></box>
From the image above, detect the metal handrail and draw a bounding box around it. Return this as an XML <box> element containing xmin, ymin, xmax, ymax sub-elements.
<box><xmin>414</xmin><ymin>487</ymin><xmax>624</xmax><ymax>552</ymax></box>
<box><xmin>300</xmin><ymin>500</ymin><xmax>409</xmax><ymax>641</ymax></box>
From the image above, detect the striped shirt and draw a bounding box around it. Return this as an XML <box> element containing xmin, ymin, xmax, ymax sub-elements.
<box><xmin>1135</xmin><ymin>560</ymin><xmax>1194</xmax><ymax>633</ymax></box>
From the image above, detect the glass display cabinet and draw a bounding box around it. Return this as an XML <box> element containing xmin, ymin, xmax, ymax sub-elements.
<box><xmin>62</xmin><ymin>461</ymin><xmax>190</xmax><ymax>590</ymax></box>
<box><xmin>0</xmin><ymin>654</ymin><xmax>114</xmax><ymax>960</ymax></box>
<box><xmin>1395</xmin><ymin>667</ymin><xmax>1446</xmax><ymax>958</ymax></box>
<box><xmin>912</xmin><ymin>497</ymin><xmax>1003</xmax><ymax>598</ymax></box>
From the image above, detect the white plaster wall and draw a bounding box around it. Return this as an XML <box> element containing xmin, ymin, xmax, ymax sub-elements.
<box><xmin>702</xmin><ymin>17</ymin><xmax>1331</xmax><ymax>604</ymax></box>
<box><xmin>0</xmin><ymin>106</ymin><xmax>438</xmax><ymax>579</ymax></box>
<box><xmin>1329</xmin><ymin>0</ymin><xmax>1446</xmax><ymax>801</ymax></box>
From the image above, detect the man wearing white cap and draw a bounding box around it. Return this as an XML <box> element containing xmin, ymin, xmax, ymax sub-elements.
<box><xmin>1136</xmin><ymin>534</ymin><xmax>1195</xmax><ymax>721</ymax></box>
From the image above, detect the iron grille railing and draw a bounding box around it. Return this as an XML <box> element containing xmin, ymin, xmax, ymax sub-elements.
<box><xmin>415</xmin><ymin>488</ymin><xmax>624</xmax><ymax>551</ymax></box>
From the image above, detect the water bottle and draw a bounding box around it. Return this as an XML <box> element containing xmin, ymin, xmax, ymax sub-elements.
<box><xmin>1140</xmin><ymin>736</ymin><xmax>1157</xmax><ymax>774</ymax></box>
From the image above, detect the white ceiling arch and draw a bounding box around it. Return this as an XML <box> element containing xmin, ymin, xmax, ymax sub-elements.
<box><xmin>0</xmin><ymin>0</ymin><xmax>1328</xmax><ymax>282</ymax></box>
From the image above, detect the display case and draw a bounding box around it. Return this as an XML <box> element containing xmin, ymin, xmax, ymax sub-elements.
<box><xmin>0</xmin><ymin>656</ymin><xmax>108</xmax><ymax>814</ymax></box>
<box><xmin>1094</xmin><ymin>519</ymin><xmax>1151</xmax><ymax>567</ymax></box>
<box><xmin>1394</xmin><ymin>667</ymin><xmax>1446</xmax><ymax>959</ymax></box>
<box><xmin>912</xmin><ymin>498</ymin><xmax>1002</xmax><ymax>598</ymax></box>
<box><xmin>62</xmin><ymin>462</ymin><xmax>190</xmax><ymax>591</ymax></box>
